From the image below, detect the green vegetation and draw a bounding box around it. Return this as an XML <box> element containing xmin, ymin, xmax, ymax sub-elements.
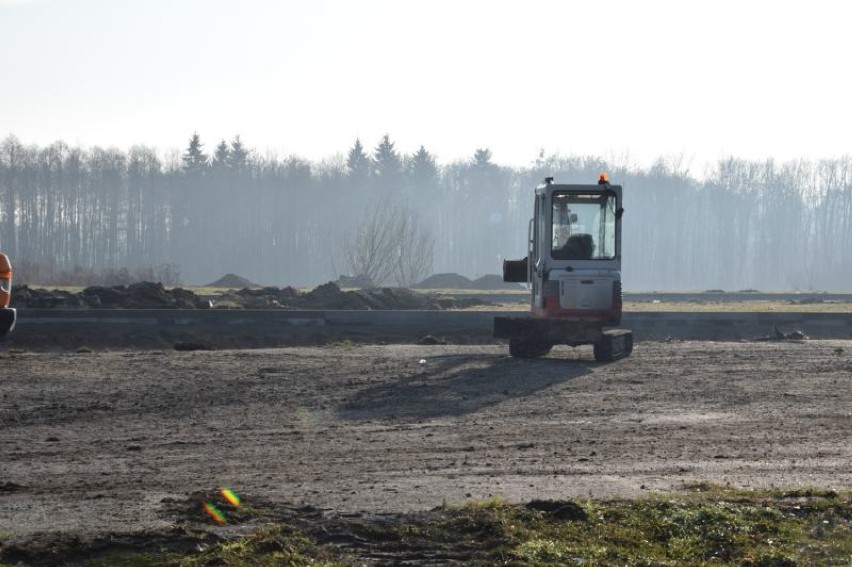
<box><xmin>70</xmin><ymin>525</ymin><xmax>342</xmax><ymax>567</ymax></box>
<box><xmin>174</xmin><ymin>524</ymin><xmax>345</xmax><ymax>567</ymax></box>
<box><xmin>390</xmin><ymin>487</ymin><xmax>852</xmax><ymax>566</ymax></box>
<box><xmin>9</xmin><ymin>485</ymin><xmax>848</xmax><ymax>566</ymax></box>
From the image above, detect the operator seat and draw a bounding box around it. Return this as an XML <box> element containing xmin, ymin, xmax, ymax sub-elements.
<box><xmin>555</xmin><ymin>233</ymin><xmax>594</xmax><ymax>260</ymax></box>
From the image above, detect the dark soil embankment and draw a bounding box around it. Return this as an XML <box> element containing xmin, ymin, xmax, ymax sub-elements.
<box><xmin>5</xmin><ymin>282</ymin><xmax>491</xmax><ymax>350</ymax></box>
<box><xmin>11</xmin><ymin>281</ymin><xmax>487</xmax><ymax>311</ymax></box>
<box><xmin>222</xmin><ymin>282</ymin><xmax>444</xmax><ymax>310</ymax></box>
<box><xmin>11</xmin><ymin>282</ymin><xmax>210</xmax><ymax>310</ymax></box>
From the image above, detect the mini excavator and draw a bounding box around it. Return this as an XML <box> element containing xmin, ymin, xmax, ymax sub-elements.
<box><xmin>494</xmin><ymin>174</ymin><xmax>633</xmax><ymax>361</ymax></box>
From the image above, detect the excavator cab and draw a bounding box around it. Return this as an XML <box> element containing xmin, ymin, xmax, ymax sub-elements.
<box><xmin>495</xmin><ymin>176</ymin><xmax>632</xmax><ymax>361</ymax></box>
<box><xmin>1</xmin><ymin>253</ymin><xmax>16</xmax><ymax>337</ymax></box>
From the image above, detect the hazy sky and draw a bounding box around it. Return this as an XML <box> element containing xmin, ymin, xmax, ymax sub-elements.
<box><xmin>1</xmin><ymin>0</ymin><xmax>849</xmax><ymax>172</ymax></box>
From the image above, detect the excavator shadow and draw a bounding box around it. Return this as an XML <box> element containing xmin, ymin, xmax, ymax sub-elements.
<box><xmin>338</xmin><ymin>351</ymin><xmax>593</xmax><ymax>422</ymax></box>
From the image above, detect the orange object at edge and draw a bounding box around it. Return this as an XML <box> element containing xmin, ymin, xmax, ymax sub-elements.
<box><xmin>0</xmin><ymin>252</ymin><xmax>12</xmax><ymax>308</ymax></box>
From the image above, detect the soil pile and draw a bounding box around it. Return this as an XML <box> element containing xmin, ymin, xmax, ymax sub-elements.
<box><xmin>334</xmin><ymin>274</ymin><xmax>375</xmax><ymax>289</ymax></box>
<box><xmin>11</xmin><ymin>283</ymin><xmax>210</xmax><ymax>309</ymax></box>
<box><xmin>471</xmin><ymin>274</ymin><xmax>522</xmax><ymax>290</ymax></box>
<box><xmin>415</xmin><ymin>272</ymin><xmax>520</xmax><ymax>290</ymax></box>
<box><xmin>414</xmin><ymin>273</ymin><xmax>473</xmax><ymax>289</ymax></box>
<box><xmin>10</xmin><ymin>282</ymin><xmax>488</xmax><ymax>311</ymax></box>
<box><xmin>222</xmin><ymin>282</ymin><xmax>482</xmax><ymax>310</ymax></box>
<box><xmin>207</xmin><ymin>273</ymin><xmax>257</xmax><ymax>288</ymax></box>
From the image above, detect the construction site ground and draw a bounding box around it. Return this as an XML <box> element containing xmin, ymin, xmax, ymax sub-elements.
<box><xmin>1</xmin><ymin>339</ymin><xmax>850</xmax><ymax>561</ymax></box>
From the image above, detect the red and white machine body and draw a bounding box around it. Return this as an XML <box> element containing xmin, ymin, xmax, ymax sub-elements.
<box><xmin>495</xmin><ymin>176</ymin><xmax>632</xmax><ymax>361</ymax></box>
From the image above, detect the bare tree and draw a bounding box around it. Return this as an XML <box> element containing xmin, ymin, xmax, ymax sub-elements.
<box><xmin>344</xmin><ymin>204</ymin><xmax>434</xmax><ymax>287</ymax></box>
<box><xmin>344</xmin><ymin>205</ymin><xmax>397</xmax><ymax>286</ymax></box>
<box><xmin>391</xmin><ymin>210</ymin><xmax>434</xmax><ymax>287</ymax></box>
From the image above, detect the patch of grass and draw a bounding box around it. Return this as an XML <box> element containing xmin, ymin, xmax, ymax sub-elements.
<box><xmin>396</xmin><ymin>487</ymin><xmax>852</xmax><ymax>566</ymax></box>
<box><xmin>12</xmin><ymin>487</ymin><xmax>851</xmax><ymax>566</ymax></box>
<box><xmin>174</xmin><ymin>524</ymin><xmax>346</xmax><ymax>567</ymax></box>
<box><xmin>462</xmin><ymin>494</ymin><xmax>508</xmax><ymax>509</ymax></box>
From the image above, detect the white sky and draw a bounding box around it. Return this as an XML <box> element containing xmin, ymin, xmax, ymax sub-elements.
<box><xmin>1</xmin><ymin>0</ymin><xmax>850</xmax><ymax>172</ymax></box>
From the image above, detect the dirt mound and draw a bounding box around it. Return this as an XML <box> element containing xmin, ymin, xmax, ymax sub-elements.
<box><xmin>11</xmin><ymin>283</ymin><xmax>211</xmax><ymax>310</ymax></box>
<box><xmin>415</xmin><ymin>273</ymin><xmax>516</xmax><ymax>290</ymax></box>
<box><xmin>208</xmin><ymin>273</ymin><xmax>257</xmax><ymax>288</ymax></box>
<box><xmin>10</xmin><ymin>281</ymin><xmax>488</xmax><ymax>311</ymax></box>
<box><xmin>221</xmin><ymin>286</ymin><xmax>303</xmax><ymax>309</ymax></box>
<box><xmin>334</xmin><ymin>274</ymin><xmax>375</xmax><ymax>289</ymax></box>
<box><xmin>414</xmin><ymin>273</ymin><xmax>473</xmax><ymax>289</ymax></box>
<box><xmin>470</xmin><ymin>274</ymin><xmax>521</xmax><ymax>290</ymax></box>
<box><xmin>222</xmin><ymin>282</ymin><xmax>449</xmax><ymax>310</ymax></box>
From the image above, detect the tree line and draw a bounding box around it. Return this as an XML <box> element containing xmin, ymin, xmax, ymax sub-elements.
<box><xmin>1</xmin><ymin>132</ymin><xmax>851</xmax><ymax>291</ymax></box>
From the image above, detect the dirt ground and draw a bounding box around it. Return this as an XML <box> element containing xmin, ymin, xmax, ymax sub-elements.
<box><xmin>1</xmin><ymin>340</ymin><xmax>851</xmax><ymax>550</ymax></box>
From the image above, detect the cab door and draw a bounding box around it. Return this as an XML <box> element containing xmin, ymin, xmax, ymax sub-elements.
<box><xmin>530</xmin><ymin>193</ymin><xmax>547</xmax><ymax>309</ymax></box>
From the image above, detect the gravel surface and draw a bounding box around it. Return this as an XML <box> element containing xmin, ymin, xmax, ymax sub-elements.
<box><xmin>1</xmin><ymin>340</ymin><xmax>850</xmax><ymax>541</ymax></box>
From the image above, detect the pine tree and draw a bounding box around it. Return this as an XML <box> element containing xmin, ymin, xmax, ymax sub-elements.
<box><xmin>407</xmin><ymin>145</ymin><xmax>438</xmax><ymax>191</ymax></box>
<box><xmin>472</xmin><ymin>148</ymin><xmax>493</xmax><ymax>168</ymax></box>
<box><xmin>182</xmin><ymin>132</ymin><xmax>208</xmax><ymax>175</ymax></box>
<box><xmin>212</xmin><ymin>140</ymin><xmax>230</xmax><ymax>169</ymax></box>
<box><xmin>346</xmin><ymin>138</ymin><xmax>372</xmax><ymax>186</ymax></box>
<box><xmin>372</xmin><ymin>134</ymin><xmax>403</xmax><ymax>191</ymax></box>
<box><xmin>228</xmin><ymin>135</ymin><xmax>248</xmax><ymax>171</ymax></box>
